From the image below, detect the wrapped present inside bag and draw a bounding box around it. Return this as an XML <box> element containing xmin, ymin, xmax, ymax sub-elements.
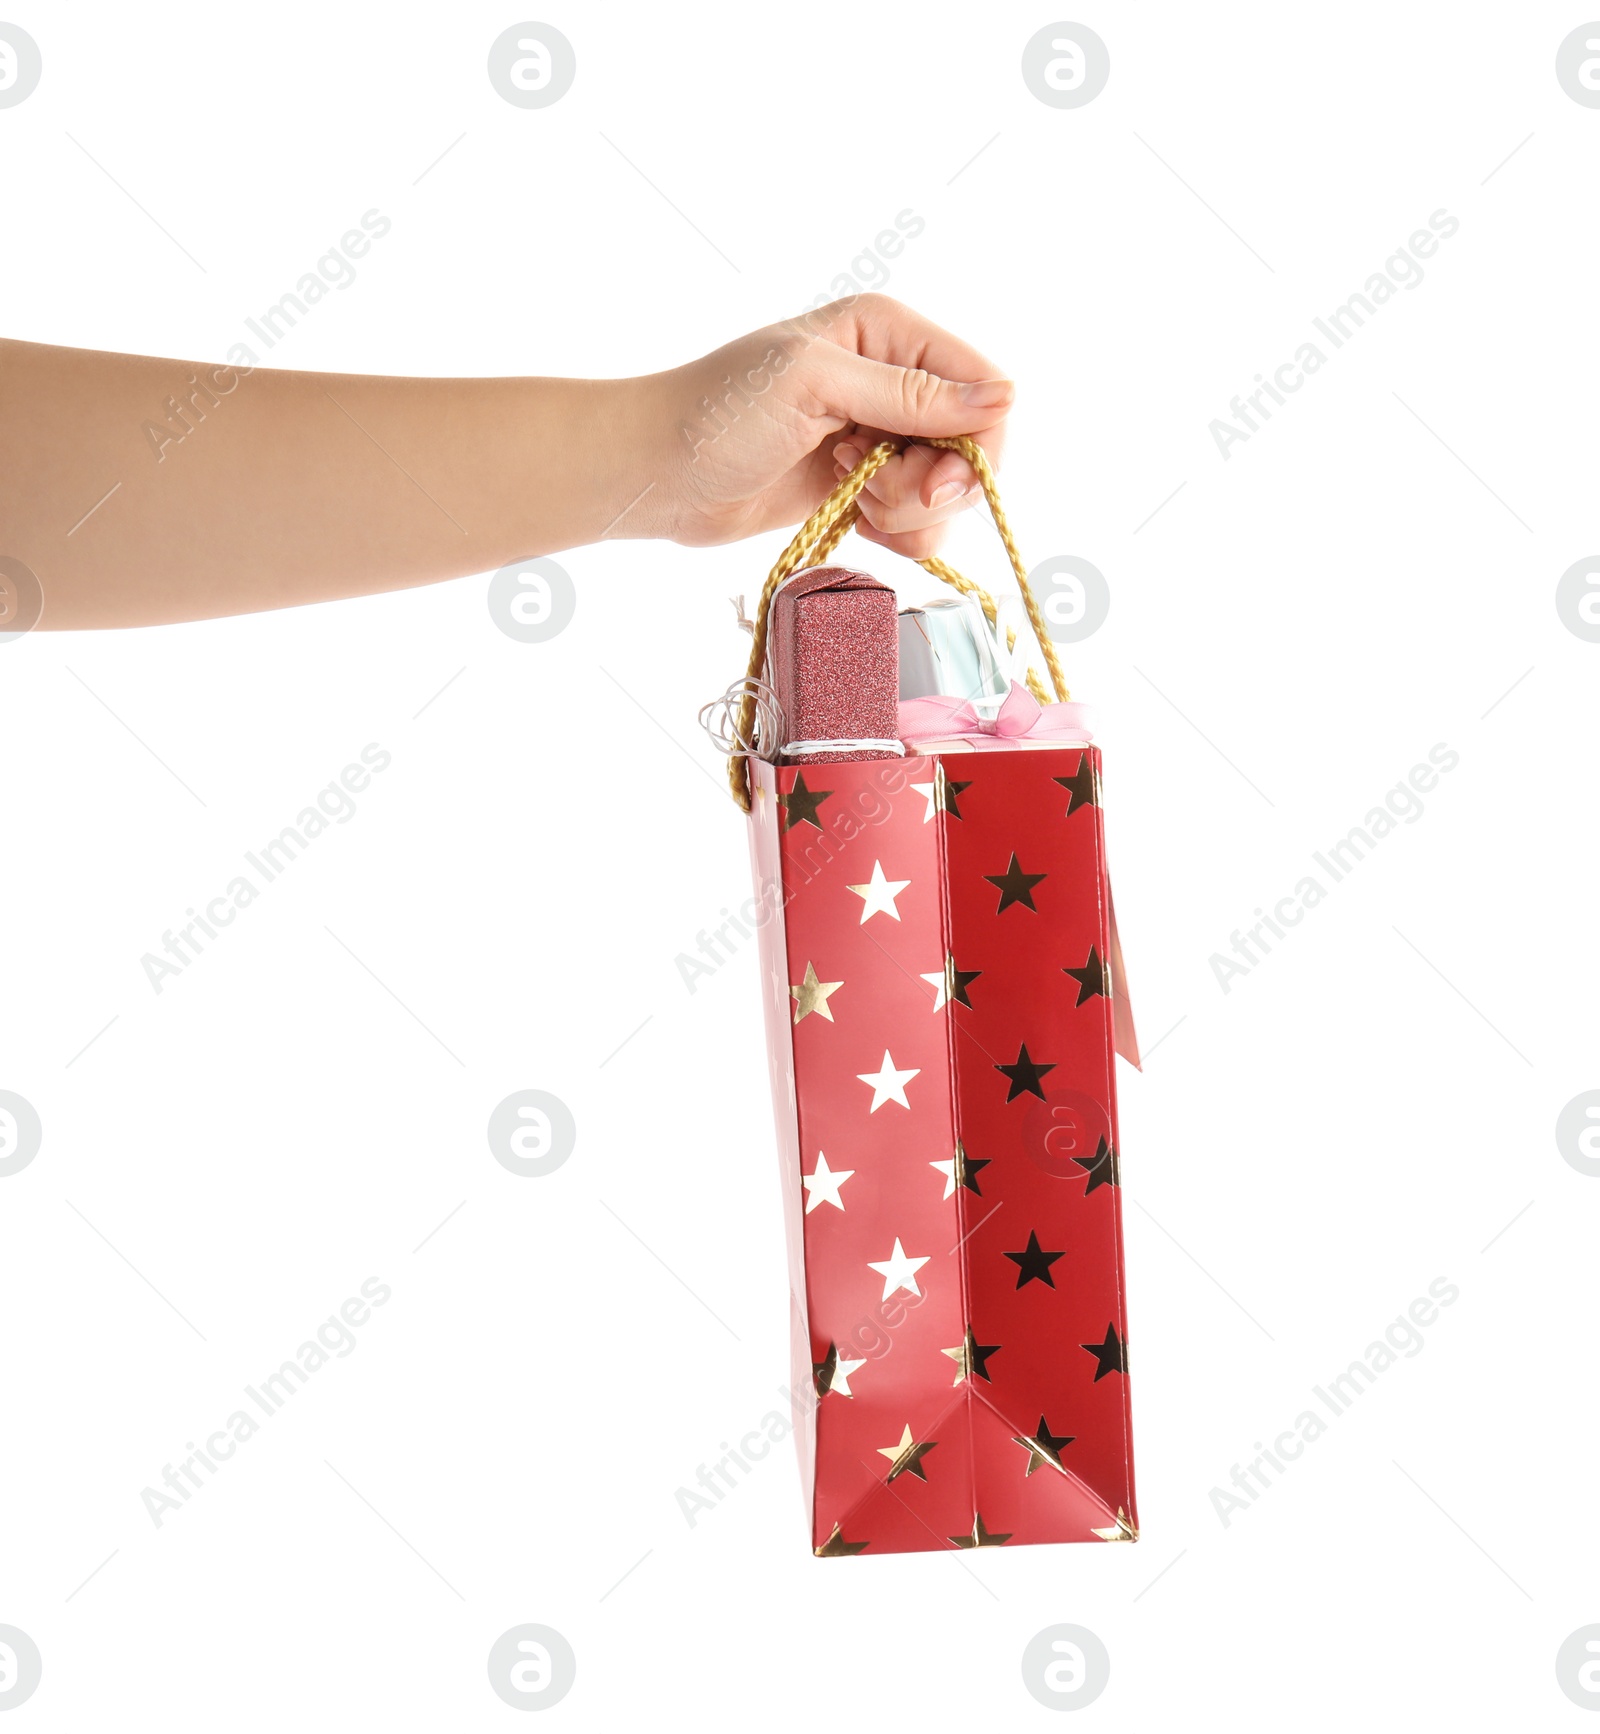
<box><xmin>722</xmin><ymin>437</ymin><xmax>1139</xmax><ymax>1557</ymax></box>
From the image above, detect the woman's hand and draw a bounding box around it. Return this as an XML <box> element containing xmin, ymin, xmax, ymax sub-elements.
<box><xmin>639</xmin><ymin>294</ymin><xmax>1012</xmax><ymax>562</ymax></box>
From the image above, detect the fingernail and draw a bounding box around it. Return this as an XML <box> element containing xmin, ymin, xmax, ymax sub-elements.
<box><xmin>929</xmin><ymin>480</ymin><xmax>963</xmax><ymax>508</ymax></box>
<box><xmin>960</xmin><ymin>379</ymin><xmax>1013</xmax><ymax>408</ymax></box>
<box><xmin>833</xmin><ymin>441</ymin><xmax>864</xmax><ymax>469</ymax></box>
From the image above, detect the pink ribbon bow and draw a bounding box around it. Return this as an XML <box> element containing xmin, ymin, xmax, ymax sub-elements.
<box><xmin>898</xmin><ymin>680</ymin><xmax>1094</xmax><ymax>750</ymax></box>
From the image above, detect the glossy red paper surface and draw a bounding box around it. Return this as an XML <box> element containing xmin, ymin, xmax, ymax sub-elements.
<box><xmin>748</xmin><ymin>748</ymin><xmax>1138</xmax><ymax>1556</ymax></box>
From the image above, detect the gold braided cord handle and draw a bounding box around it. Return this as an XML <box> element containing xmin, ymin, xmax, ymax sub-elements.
<box><xmin>728</xmin><ymin>435</ymin><xmax>1069</xmax><ymax>810</ymax></box>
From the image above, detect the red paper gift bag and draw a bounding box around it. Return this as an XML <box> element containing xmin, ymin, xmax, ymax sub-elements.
<box><xmin>728</xmin><ymin>439</ymin><xmax>1138</xmax><ymax>1557</ymax></box>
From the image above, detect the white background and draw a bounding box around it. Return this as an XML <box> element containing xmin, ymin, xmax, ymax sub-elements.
<box><xmin>2</xmin><ymin>1</ymin><xmax>1596</xmax><ymax>1725</ymax></box>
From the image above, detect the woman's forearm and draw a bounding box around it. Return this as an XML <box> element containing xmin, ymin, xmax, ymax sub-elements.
<box><xmin>1</xmin><ymin>300</ymin><xmax>1012</xmax><ymax>629</ymax></box>
<box><xmin>1</xmin><ymin>338</ymin><xmax>664</xmax><ymax>628</ymax></box>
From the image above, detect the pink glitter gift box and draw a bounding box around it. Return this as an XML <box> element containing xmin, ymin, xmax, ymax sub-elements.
<box><xmin>767</xmin><ymin>566</ymin><xmax>901</xmax><ymax>764</ymax></box>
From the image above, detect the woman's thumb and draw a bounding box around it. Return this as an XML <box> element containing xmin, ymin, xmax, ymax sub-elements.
<box><xmin>809</xmin><ymin>344</ymin><xmax>1013</xmax><ymax>438</ymax></box>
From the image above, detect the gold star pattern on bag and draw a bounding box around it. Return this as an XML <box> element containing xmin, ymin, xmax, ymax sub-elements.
<box><xmin>1082</xmin><ymin>1323</ymin><xmax>1127</xmax><ymax>1380</ymax></box>
<box><xmin>867</xmin><ymin>1237</ymin><xmax>930</xmax><ymax>1301</ymax></box>
<box><xmin>857</xmin><ymin>1051</ymin><xmax>919</xmax><ymax>1113</ymax></box>
<box><xmin>812</xmin><ymin>1341</ymin><xmax>867</xmax><ymax>1399</ymax></box>
<box><xmin>920</xmin><ymin>954</ymin><xmax>981</xmax><ymax>1011</ymax></box>
<box><xmin>815</xmin><ymin>1523</ymin><xmax>870</xmax><ymax>1557</ymax></box>
<box><xmin>996</xmin><ymin>1042</ymin><xmax>1055</xmax><ymax>1102</ymax></box>
<box><xmin>877</xmin><ymin>1424</ymin><xmax>938</xmax><ymax>1484</ymax></box>
<box><xmin>949</xmin><ymin>1512</ymin><xmax>1012</xmax><ymax>1549</ymax></box>
<box><xmin>1013</xmin><ymin>1415</ymin><xmax>1076</xmax><ymax>1478</ymax></box>
<box><xmin>909</xmin><ymin>766</ymin><xmax>972</xmax><ymax>822</ymax></box>
<box><xmin>800</xmin><ymin>1151</ymin><xmax>849</xmax><ymax>1220</ymax></box>
<box><xmin>1064</xmin><ymin>945</ymin><xmax>1109</xmax><ymax>1006</ymax></box>
<box><xmin>1073</xmin><ymin>1136</ymin><xmax>1119</xmax><ymax>1194</ymax></box>
<box><xmin>984</xmin><ymin>852</ymin><xmax>1047</xmax><ymax>914</ymax></box>
<box><xmin>941</xmin><ymin>1327</ymin><xmax>1000</xmax><ymax>1386</ymax></box>
<box><xmin>802</xmin><ymin>1151</ymin><xmax>853</xmax><ymax>1214</ymax></box>
<box><xmin>930</xmin><ymin>1142</ymin><xmax>990</xmax><ymax>1200</ymax></box>
<box><xmin>789</xmin><ymin>962</ymin><xmax>843</xmax><ymax>1024</ymax></box>
<box><xmin>846</xmin><ymin>860</ymin><xmax>911</xmax><ymax>923</ymax></box>
<box><xmin>1054</xmin><ymin>753</ymin><xmax>1100</xmax><ymax>815</ymax></box>
<box><xmin>1090</xmin><ymin>1507</ymin><xmax>1138</xmax><ymax>1542</ymax></box>
<box><xmin>778</xmin><ymin>772</ymin><xmax>832</xmax><ymax>831</ymax></box>
<box><xmin>1004</xmin><ymin>1230</ymin><xmax>1066</xmax><ymax>1290</ymax></box>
